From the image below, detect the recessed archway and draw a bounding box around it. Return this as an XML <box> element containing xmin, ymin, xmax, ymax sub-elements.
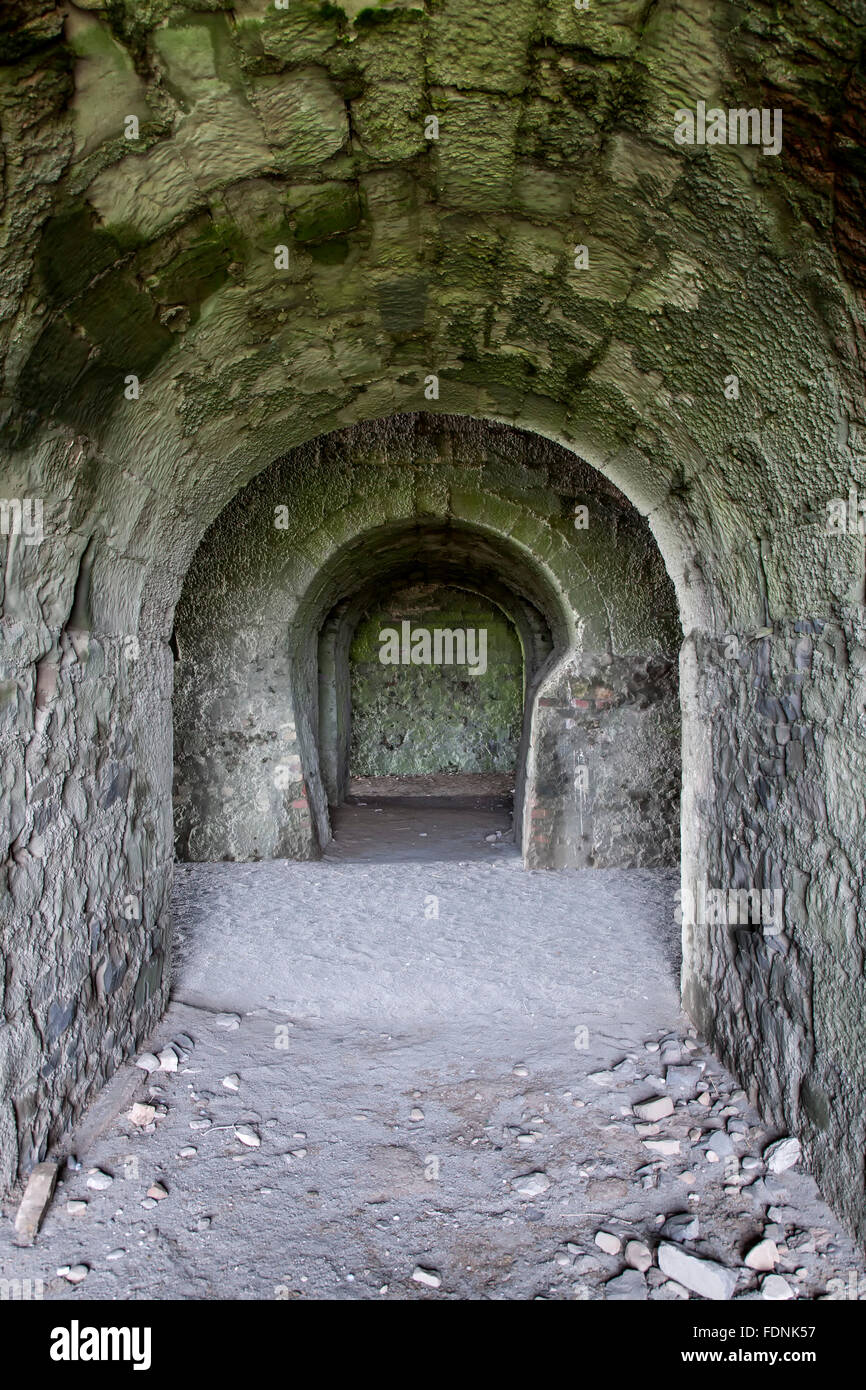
<box><xmin>172</xmin><ymin>416</ymin><xmax>682</xmax><ymax>873</ymax></box>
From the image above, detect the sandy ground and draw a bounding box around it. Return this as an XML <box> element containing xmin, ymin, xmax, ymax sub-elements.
<box><xmin>2</xmin><ymin>808</ymin><xmax>864</xmax><ymax>1301</ymax></box>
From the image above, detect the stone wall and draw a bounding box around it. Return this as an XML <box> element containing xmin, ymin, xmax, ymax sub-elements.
<box><xmin>348</xmin><ymin>584</ymin><xmax>524</xmax><ymax>779</ymax></box>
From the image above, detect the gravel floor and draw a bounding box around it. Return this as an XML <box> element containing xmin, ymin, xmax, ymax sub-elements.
<box><xmin>2</xmin><ymin>811</ymin><xmax>864</xmax><ymax>1301</ymax></box>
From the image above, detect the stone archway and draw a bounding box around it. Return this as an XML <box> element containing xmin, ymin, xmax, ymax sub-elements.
<box><xmin>171</xmin><ymin>416</ymin><xmax>681</xmax><ymax>872</ymax></box>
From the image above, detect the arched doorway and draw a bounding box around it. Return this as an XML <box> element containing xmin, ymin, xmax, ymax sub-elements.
<box><xmin>172</xmin><ymin>418</ymin><xmax>681</xmax><ymax>873</ymax></box>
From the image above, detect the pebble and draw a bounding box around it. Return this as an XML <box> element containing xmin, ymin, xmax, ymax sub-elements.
<box><xmin>147</xmin><ymin>1183</ymin><xmax>168</xmax><ymax>1201</ymax></box>
<box><xmin>643</xmin><ymin>1139</ymin><xmax>680</xmax><ymax>1156</ymax></box>
<box><xmin>234</xmin><ymin>1124</ymin><xmax>261</xmax><ymax>1147</ymax></box>
<box><xmin>190</xmin><ymin>1119</ymin><xmax>211</xmax><ymax>1131</ymax></box>
<box><xmin>513</xmin><ymin>1172</ymin><xmax>551</xmax><ymax>1198</ymax></box>
<box><xmin>86</xmin><ymin>1170</ymin><xmax>113</xmax><ymax>1191</ymax></box>
<box><xmin>513</xmin><ymin>1065</ymin><xmax>529</xmax><ymax>1077</ymax></box>
<box><xmin>135</xmin><ymin>1053</ymin><xmax>160</xmax><ymax>1073</ymax></box>
<box><xmin>635</xmin><ymin>1123</ymin><xmax>660</xmax><ymax>1137</ymax></box>
<box><xmin>741</xmin><ymin>1156</ymin><xmax>761</xmax><ymax>1171</ymax></box>
<box><xmin>661</xmin><ymin>1212</ymin><xmax>700</xmax><ymax>1242</ymax></box>
<box><xmin>605</xmin><ymin>1269</ymin><xmax>647</xmax><ymax>1299</ymax></box>
<box><xmin>761</xmin><ymin>1274</ymin><xmax>794</xmax><ymax>1300</ymax></box>
<box><xmin>594</xmin><ymin>1231</ymin><xmax>622</xmax><ymax>1255</ymax></box>
<box><xmin>411</xmin><ymin>1266</ymin><xmax>441</xmax><ymax>1289</ymax></box>
<box><xmin>744</xmin><ymin>1238</ymin><xmax>778</xmax><ymax>1271</ymax></box>
<box><xmin>106</xmin><ymin>1249</ymin><xmax>126</xmax><ymax>1261</ymax></box>
<box><xmin>67</xmin><ymin>1199</ymin><xmax>88</xmax><ymax>1214</ymax></box>
<box><xmin>764</xmin><ymin>1137</ymin><xmax>801</xmax><ymax>1173</ymax></box>
<box><xmin>65</xmin><ymin>1265</ymin><xmax>89</xmax><ymax>1284</ymax></box>
<box><xmin>140</xmin><ymin>1198</ymin><xmax>157</xmax><ymax>1209</ymax></box>
<box><xmin>410</xmin><ymin>1108</ymin><xmax>424</xmax><ymax>1122</ymax></box>
<box><xmin>196</xmin><ymin>1216</ymin><xmax>212</xmax><ymax>1231</ymax></box>
<box><xmin>157</xmin><ymin>1047</ymin><xmax>179</xmax><ymax>1073</ymax></box>
<box><xmin>633</xmin><ymin>1096</ymin><xmax>674</xmax><ymax>1122</ymax></box>
<box><xmin>706</xmin><ymin>1130</ymin><xmax>735</xmax><ymax>1157</ymax></box>
<box><xmin>128</xmin><ymin>1103</ymin><xmax>156</xmax><ymax>1127</ymax></box>
<box><xmin>214</xmin><ymin>1014</ymin><xmax>241</xmax><ymax>1030</ymax></box>
<box><xmin>179</xmin><ymin>1147</ymin><xmax>197</xmax><ymax>1159</ymax></box>
<box><xmin>222</xmin><ymin>1075</ymin><xmax>240</xmax><ymax>1091</ymax></box>
<box><xmin>625</xmin><ymin>1240</ymin><xmax>652</xmax><ymax>1272</ymax></box>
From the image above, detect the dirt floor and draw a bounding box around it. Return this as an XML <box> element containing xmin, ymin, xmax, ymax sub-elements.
<box><xmin>2</xmin><ymin>804</ymin><xmax>864</xmax><ymax>1301</ymax></box>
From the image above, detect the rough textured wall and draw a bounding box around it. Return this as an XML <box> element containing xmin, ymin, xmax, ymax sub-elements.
<box><xmin>348</xmin><ymin>584</ymin><xmax>524</xmax><ymax>777</ymax></box>
<box><xmin>682</xmin><ymin>616</ymin><xmax>866</xmax><ymax>1243</ymax></box>
<box><xmin>0</xmin><ymin>0</ymin><xmax>865</xmax><ymax>1243</ymax></box>
<box><xmin>172</xmin><ymin>415</ymin><xmax>681</xmax><ymax>867</ymax></box>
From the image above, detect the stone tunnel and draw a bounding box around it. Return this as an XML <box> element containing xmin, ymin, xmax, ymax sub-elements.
<box><xmin>1</xmin><ymin>0</ymin><xmax>866</xmax><ymax>1305</ymax></box>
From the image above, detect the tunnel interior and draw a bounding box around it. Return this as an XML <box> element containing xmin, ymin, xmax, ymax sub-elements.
<box><xmin>2</xmin><ymin>0</ymin><xmax>866</xmax><ymax>1275</ymax></box>
<box><xmin>171</xmin><ymin>415</ymin><xmax>682</xmax><ymax>870</ymax></box>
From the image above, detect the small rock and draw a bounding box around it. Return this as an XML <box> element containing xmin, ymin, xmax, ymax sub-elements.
<box><xmin>13</xmin><ymin>1161</ymin><xmax>59</xmax><ymax>1246</ymax></box>
<box><xmin>157</xmin><ymin>1047</ymin><xmax>178</xmax><ymax>1072</ymax></box>
<box><xmin>513</xmin><ymin>1065</ymin><xmax>529</xmax><ymax>1077</ymax></box>
<box><xmin>128</xmin><ymin>1103</ymin><xmax>155</xmax><ymax>1127</ymax></box>
<box><xmin>764</xmin><ymin>1137</ymin><xmax>801</xmax><ymax>1173</ymax></box>
<box><xmin>633</xmin><ymin>1095</ymin><xmax>675</xmax><ymax>1122</ymax></box>
<box><xmin>135</xmin><ymin>1053</ymin><xmax>160</xmax><ymax>1073</ymax></box>
<box><xmin>410</xmin><ymin>1108</ymin><xmax>424</xmax><ymax>1122</ymax></box>
<box><xmin>635</xmin><ymin>1122</ymin><xmax>660</xmax><ymax>1137</ymax></box>
<box><xmin>594</xmin><ymin>1230</ymin><xmax>622</xmax><ymax>1256</ymax></box>
<box><xmin>214</xmin><ymin>1013</ymin><xmax>241</xmax><ymax>1030</ymax></box>
<box><xmin>625</xmin><ymin>1240</ymin><xmax>652</xmax><ymax>1272</ymax></box>
<box><xmin>706</xmin><ymin>1129</ymin><xmax>735</xmax><ymax>1157</ymax></box>
<box><xmin>140</xmin><ymin>1198</ymin><xmax>157</xmax><ymax>1209</ymax></box>
<box><xmin>147</xmin><ymin>1183</ymin><xmax>168</xmax><ymax>1201</ymax></box>
<box><xmin>661</xmin><ymin>1212</ymin><xmax>700</xmax><ymax>1242</ymax></box>
<box><xmin>222</xmin><ymin>1075</ymin><xmax>240</xmax><ymax>1091</ymax></box>
<box><xmin>606</xmin><ymin>1269</ymin><xmax>647</xmax><ymax>1299</ymax></box>
<box><xmin>761</xmin><ymin>1274</ymin><xmax>794</xmax><ymax>1300</ymax></box>
<box><xmin>741</xmin><ymin>1156</ymin><xmax>761</xmax><ymax>1171</ymax></box>
<box><xmin>745</xmin><ymin>1238</ymin><xmax>778</xmax><ymax>1271</ymax></box>
<box><xmin>86</xmin><ymin>1170</ymin><xmax>113</xmax><ymax>1191</ymax></box>
<box><xmin>179</xmin><ymin>1147</ymin><xmax>197</xmax><ymax>1159</ymax></box>
<box><xmin>65</xmin><ymin>1265</ymin><xmax>89</xmax><ymax>1284</ymax></box>
<box><xmin>643</xmin><ymin>1139</ymin><xmax>680</xmax><ymax>1156</ymax></box>
<box><xmin>106</xmin><ymin>1249</ymin><xmax>126</xmax><ymax>1261</ymax></box>
<box><xmin>196</xmin><ymin>1216</ymin><xmax>212</xmax><ymax>1231</ymax></box>
<box><xmin>189</xmin><ymin>1119</ymin><xmax>211</xmax><ymax>1131</ymax></box>
<box><xmin>658</xmin><ymin>1243</ymin><xmax>737</xmax><ymax>1300</ymax></box>
<box><xmin>66</xmin><ymin>1199</ymin><xmax>88</xmax><ymax>1215</ymax></box>
<box><xmin>513</xmin><ymin>1171</ymin><xmax>551</xmax><ymax>1198</ymax></box>
<box><xmin>234</xmin><ymin>1124</ymin><xmax>261</xmax><ymax>1148</ymax></box>
<box><xmin>411</xmin><ymin>1266</ymin><xmax>441</xmax><ymax>1289</ymax></box>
